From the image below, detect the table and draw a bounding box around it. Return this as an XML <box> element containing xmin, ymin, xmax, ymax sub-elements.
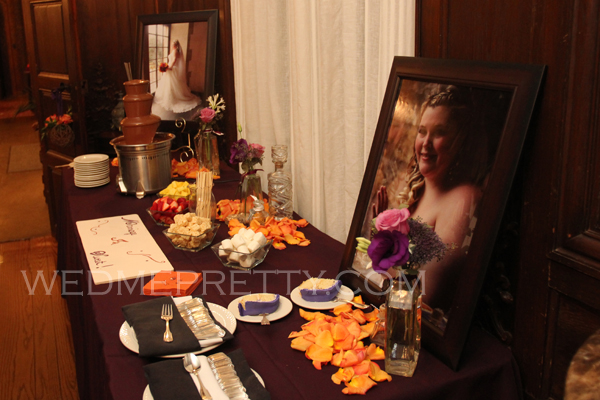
<box><xmin>57</xmin><ymin>164</ymin><xmax>523</xmax><ymax>400</ymax></box>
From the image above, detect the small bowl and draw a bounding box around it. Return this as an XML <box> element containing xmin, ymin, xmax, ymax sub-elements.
<box><xmin>146</xmin><ymin>207</ymin><xmax>189</xmax><ymax>226</ymax></box>
<box><xmin>162</xmin><ymin>223</ymin><xmax>220</xmax><ymax>252</ymax></box>
<box><xmin>211</xmin><ymin>240</ymin><xmax>273</xmax><ymax>270</ymax></box>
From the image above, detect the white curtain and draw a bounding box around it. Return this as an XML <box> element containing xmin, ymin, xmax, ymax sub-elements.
<box><xmin>230</xmin><ymin>0</ymin><xmax>415</xmax><ymax>243</ymax></box>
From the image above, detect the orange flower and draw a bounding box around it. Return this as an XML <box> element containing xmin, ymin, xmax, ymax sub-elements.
<box><xmin>58</xmin><ymin>114</ymin><xmax>73</xmax><ymax>124</ymax></box>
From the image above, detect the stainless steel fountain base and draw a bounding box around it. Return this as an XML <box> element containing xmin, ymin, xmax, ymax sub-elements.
<box><xmin>110</xmin><ymin>133</ymin><xmax>174</xmax><ymax>198</ymax></box>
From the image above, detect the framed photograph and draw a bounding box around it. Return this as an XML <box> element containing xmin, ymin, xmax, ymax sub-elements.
<box><xmin>136</xmin><ymin>10</ymin><xmax>218</xmax><ymax>132</ymax></box>
<box><xmin>339</xmin><ymin>56</ymin><xmax>544</xmax><ymax>369</ymax></box>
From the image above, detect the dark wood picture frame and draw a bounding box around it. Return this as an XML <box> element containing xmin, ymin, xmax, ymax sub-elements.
<box><xmin>136</xmin><ymin>10</ymin><xmax>218</xmax><ymax>133</ymax></box>
<box><xmin>338</xmin><ymin>56</ymin><xmax>544</xmax><ymax>370</ymax></box>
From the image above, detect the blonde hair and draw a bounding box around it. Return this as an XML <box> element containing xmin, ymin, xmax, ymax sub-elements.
<box><xmin>399</xmin><ymin>85</ymin><xmax>477</xmax><ymax>206</ymax></box>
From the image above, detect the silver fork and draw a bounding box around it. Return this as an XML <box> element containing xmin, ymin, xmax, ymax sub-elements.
<box><xmin>161</xmin><ymin>304</ymin><xmax>174</xmax><ymax>342</ymax></box>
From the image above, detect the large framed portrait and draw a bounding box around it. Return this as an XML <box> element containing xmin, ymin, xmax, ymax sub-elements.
<box><xmin>339</xmin><ymin>56</ymin><xmax>544</xmax><ymax>369</ymax></box>
<box><xmin>136</xmin><ymin>10</ymin><xmax>218</xmax><ymax>132</ymax></box>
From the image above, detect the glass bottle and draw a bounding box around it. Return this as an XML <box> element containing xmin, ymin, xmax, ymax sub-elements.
<box><xmin>248</xmin><ymin>195</ymin><xmax>267</xmax><ymax>225</ymax></box>
<box><xmin>268</xmin><ymin>145</ymin><xmax>293</xmax><ymax>220</ymax></box>
<box><xmin>237</xmin><ymin>172</ymin><xmax>263</xmax><ymax>224</ymax></box>
<box><xmin>385</xmin><ymin>267</ymin><xmax>422</xmax><ymax>377</ymax></box>
<box><xmin>194</xmin><ymin>128</ymin><xmax>220</xmax><ymax>179</ymax></box>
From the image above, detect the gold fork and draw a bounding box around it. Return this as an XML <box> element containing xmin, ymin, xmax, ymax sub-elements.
<box><xmin>161</xmin><ymin>303</ymin><xmax>174</xmax><ymax>342</ymax></box>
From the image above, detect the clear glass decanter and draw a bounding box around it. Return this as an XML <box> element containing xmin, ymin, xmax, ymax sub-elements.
<box><xmin>267</xmin><ymin>145</ymin><xmax>293</xmax><ymax>220</ymax></box>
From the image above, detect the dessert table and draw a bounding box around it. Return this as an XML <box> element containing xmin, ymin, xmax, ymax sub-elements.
<box><xmin>57</xmin><ymin>164</ymin><xmax>523</xmax><ymax>400</ymax></box>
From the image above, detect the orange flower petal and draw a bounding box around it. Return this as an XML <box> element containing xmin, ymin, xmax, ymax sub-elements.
<box><xmin>333</xmin><ymin>333</ymin><xmax>355</xmax><ymax>352</ymax></box>
<box><xmin>306</xmin><ymin>344</ymin><xmax>333</xmax><ymax>363</ymax></box>
<box><xmin>332</xmin><ymin>367</ymin><xmax>354</xmax><ymax>385</ymax></box>
<box><xmin>352</xmin><ymin>360</ymin><xmax>371</xmax><ymax>376</ymax></box>
<box><xmin>288</xmin><ymin>330</ymin><xmax>310</xmax><ymax>338</ymax></box>
<box><xmin>332</xmin><ymin>322</ymin><xmax>350</xmax><ymax>342</ymax></box>
<box><xmin>363</xmin><ymin>309</ymin><xmax>379</xmax><ymax>322</ymax></box>
<box><xmin>291</xmin><ymin>337</ymin><xmax>314</xmax><ymax>352</ymax></box>
<box><xmin>369</xmin><ymin>361</ymin><xmax>392</xmax><ymax>382</ymax></box>
<box><xmin>351</xmin><ymin>309</ymin><xmax>367</xmax><ymax>324</ymax></box>
<box><xmin>272</xmin><ymin>241</ymin><xmax>287</xmax><ymax>250</ymax></box>
<box><xmin>366</xmin><ymin>343</ymin><xmax>385</xmax><ymax>360</ymax></box>
<box><xmin>315</xmin><ymin>330</ymin><xmax>334</xmax><ymax>348</ymax></box>
<box><xmin>333</xmin><ymin>303</ymin><xmax>352</xmax><ymax>316</ymax></box>
<box><xmin>342</xmin><ymin>375</ymin><xmax>377</xmax><ymax>395</ymax></box>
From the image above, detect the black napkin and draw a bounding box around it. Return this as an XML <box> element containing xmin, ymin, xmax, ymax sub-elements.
<box><xmin>144</xmin><ymin>349</ymin><xmax>271</xmax><ymax>400</ymax></box>
<box><xmin>228</xmin><ymin>348</ymin><xmax>271</xmax><ymax>400</ymax></box>
<box><xmin>122</xmin><ymin>296</ymin><xmax>233</xmax><ymax>357</ymax></box>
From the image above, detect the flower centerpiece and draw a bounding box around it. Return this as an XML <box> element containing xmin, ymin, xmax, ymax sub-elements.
<box><xmin>191</xmin><ymin>94</ymin><xmax>226</xmax><ymax>178</ymax></box>
<box><xmin>229</xmin><ymin>125</ymin><xmax>265</xmax><ymax>223</ymax></box>
<box><xmin>40</xmin><ymin>88</ymin><xmax>74</xmax><ymax>147</ymax></box>
<box><xmin>356</xmin><ymin>207</ymin><xmax>451</xmax><ymax>377</ymax></box>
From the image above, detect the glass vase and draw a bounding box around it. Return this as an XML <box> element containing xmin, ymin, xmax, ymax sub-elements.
<box><xmin>194</xmin><ymin>129</ymin><xmax>220</xmax><ymax>178</ymax></box>
<box><xmin>236</xmin><ymin>173</ymin><xmax>263</xmax><ymax>224</ymax></box>
<box><xmin>268</xmin><ymin>145</ymin><xmax>293</xmax><ymax>220</ymax></box>
<box><xmin>384</xmin><ymin>268</ymin><xmax>422</xmax><ymax>377</ymax></box>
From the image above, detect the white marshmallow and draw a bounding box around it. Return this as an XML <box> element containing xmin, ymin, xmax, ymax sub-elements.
<box><xmin>237</xmin><ymin>244</ymin><xmax>250</xmax><ymax>254</ymax></box>
<box><xmin>221</xmin><ymin>239</ymin><xmax>234</xmax><ymax>251</ymax></box>
<box><xmin>228</xmin><ymin>251</ymin><xmax>242</xmax><ymax>262</ymax></box>
<box><xmin>242</xmin><ymin>229</ymin><xmax>255</xmax><ymax>242</ymax></box>
<box><xmin>231</xmin><ymin>234</ymin><xmax>246</xmax><ymax>249</ymax></box>
<box><xmin>218</xmin><ymin>247</ymin><xmax>229</xmax><ymax>257</ymax></box>
<box><xmin>254</xmin><ymin>232</ymin><xmax>267</xmax><ymax>247</ymax></box>
<box><xmin>247</xmin><ymin>240</ymin><xmax>261</xmax><ymax>253</ymax></box>
<box><xmin>240</xmin><ymin>255</ymin><xmax>255</xmax><ymax>269</ymax></box>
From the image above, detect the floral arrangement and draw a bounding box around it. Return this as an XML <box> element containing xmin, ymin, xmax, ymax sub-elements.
<box><xmin>40</xmin><ymin>88</ymin><xmax>73</xmax><ymax>140</ymax></box>
<box><xmin>356</xmin><ymin>207</ymin><xmax>451</xmax><ymax>274</ymax></box>
<box><xmin>229</xmin><ymin>139</ymin><xmax>265</xmax><ymax>173</ymax></box>
<box><xmin>40</xmin><ymin>110</ymin><xmax>73</xmax><ymax>140</ymax></box>
<box><xmin>192</xmin><ymin>93</ymin><xmax>226</xmax><ymax>132</ymax></box>
<box><xmin>159</xmin><ymin>62</ymin><xmax>168</xmax><ymax>73</ymax></box>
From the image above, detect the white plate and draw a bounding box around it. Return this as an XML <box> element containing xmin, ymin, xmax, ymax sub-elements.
<box><xmin>74</xmin><ymin>154</ymin><xmax>109</xmax><ymax>164</ymax></box>
<box><xmin>227</xmin><ymin>294</ymin><xmax>293</xmax><ymax>323</ymax></box>
<box><xmin>119</xmin><ymin>302</ymin><xmax>236</xmax><ymax>358</ymax></box>
<box><xmin>75</xmin><ymin>179</ymin><xmax>110</xmax><ymax>188</ymax></box>
<box><xmin>290</xmin><ymin>285</ymin><xmax>355</xmax><ymax>310</ymax></box>
<box><xmin>142</xmin><ymin>369</ymin><xmax>264</xmax><ymax>400</ymax></box>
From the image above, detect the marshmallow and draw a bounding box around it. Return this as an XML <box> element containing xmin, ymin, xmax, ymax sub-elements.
<box><xmin>253</xmin><ymin>232</ymin><xmax>267</xmax><ymax>246</ymax></box>
<box><xmin>240</xmin><ymin>255</ymin><xmax>256</xmax><ymax>269</ymax></box>
<box><xmin>247</xmin><ymin>240</ymin><xmax>261</xmax><ymax>253</ymax></box>
<box><xmin>231</xmin><ymin>234</ymin><xmax>246</xmax><ymax>249</ymax></box>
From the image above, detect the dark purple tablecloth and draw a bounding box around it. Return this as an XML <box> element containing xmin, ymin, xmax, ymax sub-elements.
<box><xmin>57</xmin><ymin>164</ymin><xmax>522</xmax><ymax>400</ymax></box>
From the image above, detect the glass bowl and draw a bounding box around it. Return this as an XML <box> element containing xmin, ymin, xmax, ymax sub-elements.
<box><xmin>211</xmin><ymin>240</ymin><xmax>273</xmax><ymax>270</ymax></box>
<box><xmin>162</xmin><ymin>223</ymin><xmax>220</xmax><ymax>252</ymax></box>
<box><xmin>146</xmin><ymin>207</ymin><xmax>189</xmax><ymax>226</ymax></box>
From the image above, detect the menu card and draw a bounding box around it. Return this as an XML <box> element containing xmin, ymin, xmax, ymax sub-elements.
<box><xmin>76</xmin><ymin>214</ymin><xmax>173</xmax><ymax>285</ymax></box>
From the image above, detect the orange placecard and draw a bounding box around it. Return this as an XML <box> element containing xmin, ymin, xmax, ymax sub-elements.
<box><xmin>143</xmin><ymin>270</ymin><xmax>202</xmax><ymax>297</ymax></box>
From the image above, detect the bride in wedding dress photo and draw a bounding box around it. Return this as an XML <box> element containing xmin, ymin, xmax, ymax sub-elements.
<box><xmin>151</xmin><ymin>39</ymin><xmax>201</xmax><ymax>120</ymax></box>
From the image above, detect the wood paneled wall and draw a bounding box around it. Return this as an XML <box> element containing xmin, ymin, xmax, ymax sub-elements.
<box><xmin>417</xmin><ymin>1</ymin><xmax>600</xmax><ymax>399</ymax></box>
<box><xmin>76</xmin><ymin>0</ymin><xmax>237</xmax><ymax>150</ymax></box>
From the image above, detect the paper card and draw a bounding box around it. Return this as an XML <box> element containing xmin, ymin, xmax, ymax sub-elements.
<box><xmin>76</xmin><ymin>214</ymin><xmax>173</xmax><ymax>285</ymax></box>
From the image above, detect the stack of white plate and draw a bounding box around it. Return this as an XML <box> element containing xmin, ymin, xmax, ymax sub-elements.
<box><xmin>73</xmin><ymin>154</ymin><xmax>110</xmax><ymax>188</ymax></box>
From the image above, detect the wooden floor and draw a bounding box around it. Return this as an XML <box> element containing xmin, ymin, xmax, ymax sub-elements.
<box><xmin>0</xmin><ymin>237</ymin><xmax>79</xmax><ymax>399</ymax></box>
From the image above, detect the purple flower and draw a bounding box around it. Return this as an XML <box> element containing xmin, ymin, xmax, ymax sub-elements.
<box><xmin>367</xmin><ymin>230</ymin><xmax>410</xmax><ymax>273</ymax></box>
<box><xmin>229</xmin><ymin>139</ymin><xmax>249</xmax><ymax>164</ymax></box>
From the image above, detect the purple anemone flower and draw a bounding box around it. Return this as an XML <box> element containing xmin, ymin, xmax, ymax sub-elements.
<box><xmin>367</xmin><ymin>230</ymin><xmax>410</xmax><ymax>273</ymax></box>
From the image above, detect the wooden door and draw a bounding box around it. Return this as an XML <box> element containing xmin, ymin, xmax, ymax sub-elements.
<box><xmin>21</xmin><ymin>0</ymin><xmax>85</xmax><ymax>235</ymax></box>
